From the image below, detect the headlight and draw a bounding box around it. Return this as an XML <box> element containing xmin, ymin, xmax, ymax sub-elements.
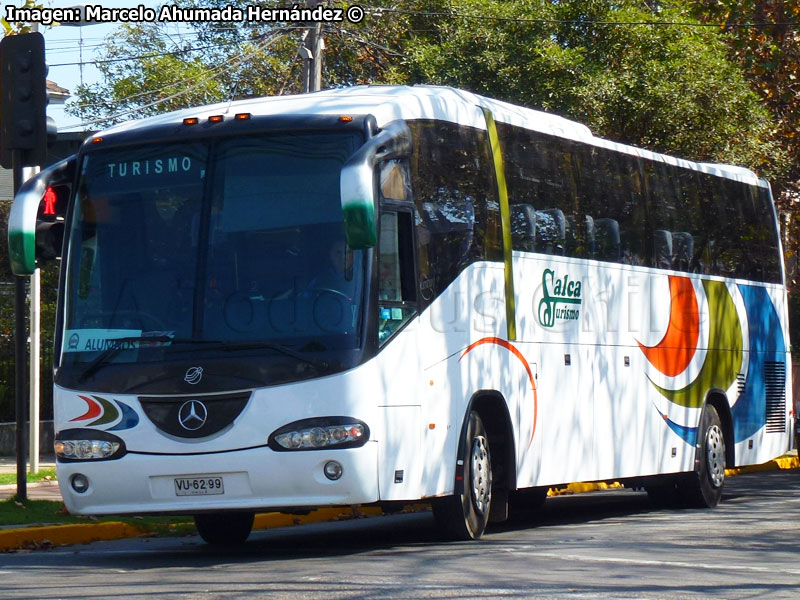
<box><xmin>55</xmin><ymin>429</ymin><xmax>126</xmax><ymax>461</ymax></box>
<box><xmin>269</xmin><ymin>417</ymin><xmax>369</xmax><ymax>451</ymax></box>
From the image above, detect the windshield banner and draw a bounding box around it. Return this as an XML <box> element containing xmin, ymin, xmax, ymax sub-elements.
<box><xmin>63</xmin><ymin>329</ymin><xmax>142</xmax><ymax>353</ymax></box>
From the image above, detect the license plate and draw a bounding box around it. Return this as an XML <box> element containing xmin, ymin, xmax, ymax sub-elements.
<box><xmin>174</xmin><ymin>476</ymin><xmax>224</xmax><ymax>496</ymax></box>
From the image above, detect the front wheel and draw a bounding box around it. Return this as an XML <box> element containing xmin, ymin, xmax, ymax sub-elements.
<box><xmin>433</xmin><ymin>411</ymin><xmax>492</xmax><ymax>540</ymax></box>
<box><xmin>194</xmin><ymin>512</ymin><xmax>255</xmax><ymax>545</ymax></box>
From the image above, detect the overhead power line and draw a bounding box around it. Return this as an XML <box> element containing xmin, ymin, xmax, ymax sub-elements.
<box><xmin>62</xmin><ymin>30</ymin><xmax>290</xmax><ymax>131</ymax></box>
<box><xmin>49</xmin><ymin>29</ymin><xmax>301</xmax><ymax>67</ymax></box>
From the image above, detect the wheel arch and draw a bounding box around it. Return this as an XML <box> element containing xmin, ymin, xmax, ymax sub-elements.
<box><xmin>705</xmin><ymin>389</ymin><xmax>735</xmax><ymax>468</ymax></box>
<box><xmin>453</xmin><ymin>390</ymin><xmax>517</xmax><ymax>495</ymax></box>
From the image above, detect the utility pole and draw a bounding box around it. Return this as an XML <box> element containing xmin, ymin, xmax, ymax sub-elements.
<box><xmin>303</xmin><ymin>0</ymin><xmax>325</xmax><ymax>92</ymax></box>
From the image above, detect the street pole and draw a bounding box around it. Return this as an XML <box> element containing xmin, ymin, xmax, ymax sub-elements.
<box><xmin>12</xmin><ymin>151</ymin><xmax>28</xmax><ymax>501</ymax></box>
<box><xmin>304</xmin><ymin>0</ymin><xmax>324</xmax><ymax>93</ymax></box>
<box><xmin>23</xmin><ymin>164</ymin><xmax>41</xmax><ymax>475</ymax></box>
<box><xmin>29</xmin><ymin>266</ymin><xmax>40</xmax><ymax>474</ymax></box>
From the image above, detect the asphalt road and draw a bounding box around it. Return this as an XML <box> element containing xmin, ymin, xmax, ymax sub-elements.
<box><xmin>1</xmin><ymin>469</ymin><xmax>799</xmax><ymax>599</ymax></box>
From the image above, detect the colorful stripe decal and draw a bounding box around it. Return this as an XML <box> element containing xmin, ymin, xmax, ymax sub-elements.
<box><xmin>481</xmin><ymin>107</ymin><xmax>517</xmax><ymax>341</ymax></box>
<box><xmin>69</xmin><ymin>395</ymin><xmax>139</xmax><ymax>431</ymax></box>
<box><xmin>732</xmin><ymin>284</ymin><xmax>786</xmax><ymax>442</ymax></box>
<box><xmin>653</xmin><ymin>403</ymin><xmax>698</xmax><ymax>446</ymax></box>
<box><xmin>648</xmin><ymin>279</ymin><xmax>742</xmax><ymax>409</ymax></box>
<box><xmin>107</xmin><ymin>400</ymin><xmax>140</xmax><ymax>432</ymax></box>
<box><xmin>460</xmin><ymin>337</ymin><xmax>537</xmax><ymax>443</ymax></box>
<box><xmin>71</xmin><ymin>395</ymin><xmax>103</xmax><ymax>422</ymax></box>
<box><xmin>637</xmin><ymin>276</ymin><xmax>700</xmax><ymax>377</ymax></box>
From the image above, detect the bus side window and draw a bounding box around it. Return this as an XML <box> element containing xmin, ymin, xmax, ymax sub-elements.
<box><xmin>378</xmin><ymin>209</ymin><xmax>417</xmax><ymax>345</ymax></box>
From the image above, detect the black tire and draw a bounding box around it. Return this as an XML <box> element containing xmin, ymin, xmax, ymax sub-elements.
<box><xmin>509</xmin><ymin>487</ymin><xmax>548</xmax><ymax>514</ymax></box>
<box><xmin>194</xmin><ymin>512</ymin><xmax>255</xmax><ymax>545</ymax></box>
<box><xmin>644</xmin><ymin>477</ymin><xmax>683</xmax><ymax>508</ymax></box>
<box><xmin>433</xmin><ymin>411</ymin><xmax>492</xmax><ymax>540</ymax></box>
<box><xmin>680</xmin><ymin>403</ymin><xmax>726</xmax><ymax>508</ymax></box>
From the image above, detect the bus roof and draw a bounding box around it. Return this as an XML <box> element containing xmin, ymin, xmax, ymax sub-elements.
<box><xmin>95</xmin><ymin>85</ymin><xmax>766</xmax><ymax>188</ymax></box>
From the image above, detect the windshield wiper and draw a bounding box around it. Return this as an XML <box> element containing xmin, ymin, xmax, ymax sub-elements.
<box><xmin>182</xmin><ymin>341</ymin><xmax>329</xmax><ymax>372</ymax></box>
<box><xmin>77</xmin><ymin>336</ymin><xmax>222</xmax><ymax>382</ymax></box>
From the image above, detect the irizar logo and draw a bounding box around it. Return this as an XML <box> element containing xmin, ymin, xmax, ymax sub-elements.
<box><xmin>538</xmin><ymin>269</ymin><xmax>583</xmax><ymax>328</ymax></box>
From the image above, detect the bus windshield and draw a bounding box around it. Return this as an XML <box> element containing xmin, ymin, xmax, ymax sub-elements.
<box><xmin>61</xmin><ymin>131</ymin><xmax>365</xmax><ymax>370</ymax></box>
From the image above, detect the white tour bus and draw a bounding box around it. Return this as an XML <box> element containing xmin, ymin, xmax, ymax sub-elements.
<box><xmin>9</xmin><ymin>86</ymin><xmax>792</xmax><ymax>542</ymax></box>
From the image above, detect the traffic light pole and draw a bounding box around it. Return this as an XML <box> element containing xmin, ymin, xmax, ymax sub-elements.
<box><xmin>12</xmin><ymin>150</ymin><xmax>28</xmax><ymax>502</ymax></box>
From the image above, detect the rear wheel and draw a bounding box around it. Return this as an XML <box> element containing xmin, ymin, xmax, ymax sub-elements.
<box><xmin>433</xmin><ymin>411</ymin><xmax>492</xmax><ymax>540</ymax></box>
<box><xmin>646</xmin><ymin>404</ymin><xmax>726</xmax><ymax>509</ymax></box>
<box><xmin>194</xmin><ymin>512</ymin><xmax>255</xmax><ymax>545</ymax></box>
<box><xmin>682</xmin><ymin>403</ymin><xmax>726</xmax><ymax>508</ymax></box>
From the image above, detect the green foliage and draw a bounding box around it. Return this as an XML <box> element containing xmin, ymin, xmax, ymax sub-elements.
<box><xmin>399</xmin><ymin>0</ymin><xmax>785</xmax><ymax>176</ymax></box>
<box><xmin>68</xmin><ymin>0</ymin><xmax>411</xmax><ymax>125</ymax></box>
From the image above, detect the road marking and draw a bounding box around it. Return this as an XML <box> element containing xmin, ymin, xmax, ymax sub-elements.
<box><xmin>508</xmin><ymin>549</ymin><xmax>800</xmax><ymax>576</ymax></box>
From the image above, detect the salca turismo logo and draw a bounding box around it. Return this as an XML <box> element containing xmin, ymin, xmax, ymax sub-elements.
<box><xmin>537</xmin><ymin>269</ymin><xmax>583</xmax><ymax>328</ymax></box>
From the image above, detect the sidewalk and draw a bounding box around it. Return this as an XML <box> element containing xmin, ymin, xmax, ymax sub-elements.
<box><xmin>0</xmin><ymin>456</ymin><xmax>62</xmax><ymax>502</ymax></box>
<box><xmin>0</xmin><ymin>453</ymin><xmax>798</xmax><ymax>552</ymax></box>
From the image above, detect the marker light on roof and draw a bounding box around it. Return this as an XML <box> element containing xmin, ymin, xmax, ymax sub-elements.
<box><xmin>235</xmin><ymin>113</ymin><xmax>251</xmax><ymax>121</ymax></box>
<box><xmin>91</xmin><ymin>137</ymin><xmax>103</xmax><ymax>144</ymax></box>
<box><xmin>183</xmin><ymin>117</ymin><xmax>199</xmax><ymax>125</ymax></box>
<box><xmin>208</xmin><ymin>115</ymin><xmax>224</xmax><ymax>123</ymax></box>
<box><xmin>339</xmin><ymin>116</ymin><xmax>353</xmax><ymax>122</ymax></box>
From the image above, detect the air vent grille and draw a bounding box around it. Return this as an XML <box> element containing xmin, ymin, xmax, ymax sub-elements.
<box><xmin>764</xmin><ymin>361</ymin><xmax>786</xmax><ymax>434</ymax></box>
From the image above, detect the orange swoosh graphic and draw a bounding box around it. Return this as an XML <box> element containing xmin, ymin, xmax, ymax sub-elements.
<box><xmin>637</xmin><ymin>276</ymin><xmax>700</xmax><ymax>377</ymax></box>
<box><xmin>70</xmin><ymin>395</ymin><xmax>103</xmax><ymax>422</ymax></box>
<box><xmin>460</xmin><ymin>337</ymin><xmax>538</xmax><ymax>444</ymax></box>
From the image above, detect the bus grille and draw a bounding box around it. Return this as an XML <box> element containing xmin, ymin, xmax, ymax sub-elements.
<box><xmin>764</xmin><ymin>361</ymin><xmax>786</xmax><ymax>434</ymax></box>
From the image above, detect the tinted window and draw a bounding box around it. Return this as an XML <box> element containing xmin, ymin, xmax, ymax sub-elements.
<box><xmin>408</xmin><ymin>121</ymin><xmax>501</xmax><ymax>300</ymax></box>
<box><xmin>498</xmin><ymin>124</ymin><xmax>647</xmax><ymax>264</ymax></box>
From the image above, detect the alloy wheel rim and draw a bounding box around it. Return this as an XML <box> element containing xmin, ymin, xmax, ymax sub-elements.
<box><xmin>706</xmin><ymin>424</ymin><xmax>725</xmax><ymax>488</ymax></box>
<box><xmin>471</xmin><ymin>435</ymin><xmax>491</xmax><ymax>514</ymax></box>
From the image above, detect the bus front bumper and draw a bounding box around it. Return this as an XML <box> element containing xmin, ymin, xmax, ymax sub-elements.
<box><xmin>56</xmin><ymin>442</ymin><xmax>379</xmax><ymax>516</ymax></box>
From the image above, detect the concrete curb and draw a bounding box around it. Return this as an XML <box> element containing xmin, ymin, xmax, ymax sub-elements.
<box><xmin>0</xmin><ymin>505</ymin><xmax>391</xmax><ymax>552</ymax></box>
<box><xmin>1</xmin><ymin>458</ymin><xmax>797</xmax><ymax>552</ymax></box>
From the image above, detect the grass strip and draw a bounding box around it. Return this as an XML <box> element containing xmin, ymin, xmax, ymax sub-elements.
<box><xmin>0</xmin><ymin>468</ymin><xmax>57</xmax><ymax>486</ymax></box>
<box><xmin>0</xmin><ymin>497</ymin><xmax>193</xmax><ymax>535</ymax></box>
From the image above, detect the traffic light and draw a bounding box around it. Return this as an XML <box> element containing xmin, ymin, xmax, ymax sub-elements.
<box><xmin>0</xmin><ymin>32</ymin><xmax>49</xmax><ymax>168</ymax></box>
<box><xmin>35</xmin><ymin>184</ymin><xmax>68</xmax><ymax>262</ymax></box>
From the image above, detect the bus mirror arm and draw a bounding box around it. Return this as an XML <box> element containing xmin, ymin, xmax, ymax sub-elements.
<box><xmin>8</xmin><ymin>155</ymin><xmax>76</xmax><ymax>276</ymax></box>
<box><xmin>340</xmin><ymin>121</ymin><xmax>412</xmax><ymax>250</ymax></box>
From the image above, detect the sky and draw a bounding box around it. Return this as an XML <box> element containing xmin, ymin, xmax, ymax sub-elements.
<box><xmin>7</xmin><ymin>1</ymin><xmax>176</xmax><ymax>130</ymax></box>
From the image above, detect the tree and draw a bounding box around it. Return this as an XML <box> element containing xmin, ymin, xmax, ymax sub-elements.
<box><xmin>690</xmin><ymin>0</ymin><xmax>800</xmax><ymax>199</ymax></box>
<box><xmin>399</xmin><ymin>0</ymin><xmax>786</xmax><ymax>175</ymax></box>
<box><xmin>67</xmin><ymin>0</ymin><xmax>411</xmax><ymax>125</ymax></box>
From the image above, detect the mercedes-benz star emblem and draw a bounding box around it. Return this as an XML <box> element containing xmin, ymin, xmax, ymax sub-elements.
<box><xmin>178</xmin><ymin>400</ymin><xmax>208</xmax><ymax>431</ymax></box>
<box><xmin>184</xmin><ymin>366</ymin><xmax>203</xmax><ymax>385</ymax></box>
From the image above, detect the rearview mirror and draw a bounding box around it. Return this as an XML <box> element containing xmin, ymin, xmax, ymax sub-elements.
<box><xmin>340</xmin><ymin>121</ymin><xmax>411</xmax><ymax>249</ymax></box>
